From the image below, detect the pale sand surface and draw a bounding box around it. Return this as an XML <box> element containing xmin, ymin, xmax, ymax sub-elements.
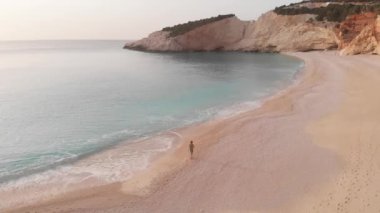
<box><xmin>10</xmin><ymin>52</ymin><xmax>380</xmax><ymax>212</ymax></box>
<box><xmin>285</xmin><ymin>54</ymin><xmax>380</xmax><ymax>212</ymax></box>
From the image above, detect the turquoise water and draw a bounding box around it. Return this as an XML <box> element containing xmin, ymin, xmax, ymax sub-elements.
<box><xmin>0</xmin><ymin>40</ymin><xmax>302</xmax><ymax>186</ymax></box>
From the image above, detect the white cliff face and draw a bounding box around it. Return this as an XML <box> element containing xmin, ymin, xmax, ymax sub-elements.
<box><xmin>232</xmin><ymin>12</ymin><xmax>338</xmax><ymax>52</ymax></box>
<box><xmin>125</xmin><ymin>16</ymin><xmax>248</xmax><ymax>52</ymax></box>
<box><xmin>124</xmin><ymin>12</ymin><xmax>339</xmax><ymax>53</ymax></box>
<box><xmin>125</xmin><ymin>31</ymin><xmax>183</xmax><ymax>51</ymax></box>
<box><xmin>174</xmin><ymin>16</ymin><xmax>248</xmax><ymax>51</ymax></box>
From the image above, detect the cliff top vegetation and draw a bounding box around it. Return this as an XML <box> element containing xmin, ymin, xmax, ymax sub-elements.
<box><xmin>162</xmin><ymin>14</ymin><xmax>235</xmax><ymax>37</ymax></box>
<box><xmin>274</xmin><ymin>1</ymin><xmax>380</xmax><ymax>22</ymax></box>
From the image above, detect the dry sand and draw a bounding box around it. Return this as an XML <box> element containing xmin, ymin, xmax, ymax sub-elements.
<box><xmin>9</xmin><ymin>52</ymin><xmax>380</xmax><ymax>212</ymax></box>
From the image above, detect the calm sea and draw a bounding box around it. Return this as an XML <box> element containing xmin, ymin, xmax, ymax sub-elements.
<box><xmin>0</xmin><ymin>40</ymin><xmax>302</xmax><ymax>207</ymax></box>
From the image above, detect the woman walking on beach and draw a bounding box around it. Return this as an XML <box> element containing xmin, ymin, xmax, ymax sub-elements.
<box><xmin>189</xmin><ymin>141</ymin><xmax>195</xmax><ymax>159</ymax></box>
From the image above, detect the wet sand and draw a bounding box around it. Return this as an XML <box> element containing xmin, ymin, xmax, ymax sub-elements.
<box><xmin>10</xmin><ymin>52</ymin><xmax>380</xmax><ymax>212</ymax></box>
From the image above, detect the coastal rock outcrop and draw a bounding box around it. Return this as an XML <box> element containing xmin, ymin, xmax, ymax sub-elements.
<box><xmin>230</xmin><ymin>12</ymin><xmax>338</xmax><ymax>52</ymax></box>
<box><xmin>125</xmin><ymin>1</ymin><xmax>380</xmax><ymax>55</ymax></box>
<box><xmin>125</xmin><ymin>16</ymin><xmax>248</xmax><ymax>52</ymax></box>
<box><xmin>338</xmin><ymin>13</ymin><xmax>380</xmax><ymax>55</ymax></box>
<box><xmin>340</xmin><ymin>24</ymin><xmax>378</xmax><ymax>55</ymax></box>
<box><xmin>124</xmin><ymin>31</ymin><xmax>182</xmax><ymax>51</ymax></box>
<box><xmin>377</xmin><ymin>16</ymin><xmax>380</xmax><ymax>54</ymax></box>
<box><xmin>125</xmin><ymin>12</ymin><xmax>338</xmax><ymax>53</ymax></box>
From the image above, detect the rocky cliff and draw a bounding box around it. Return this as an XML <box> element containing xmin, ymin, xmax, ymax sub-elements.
<box><xmin>125</xmin><ymin>16</ymin><xmax>249</xmax><ymax>52</ymax></box>
<box><xmin>229</xmin><ymin>12</ymin><xmax>338</xmax><ymax>52</ymax></box>
<box><xmin>338</xmin><ymin>13</ymin><xmax>380</xmax><ymax>55</ymax></box>
<box><xmin>125</xmin><ymin>1</ymin><xmax>380</xmax><ymax>55</ymax></box>
<box><xmin>125</xmin><ymin>13</ymin><xmax>338</xmax><ymax>53</ymax></box>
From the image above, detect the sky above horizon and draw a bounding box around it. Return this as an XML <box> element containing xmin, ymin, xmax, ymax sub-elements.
<box><xmin>0</xmin><ymin>0</ymin><xmax>299</xmax><ymax>41</ymax></box>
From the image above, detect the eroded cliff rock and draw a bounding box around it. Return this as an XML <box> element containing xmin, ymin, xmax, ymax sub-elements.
<box><xmin>125</xmin><ymin>2</ymin><xmax>380</xmax><ymax>55</ymax></box>
<box><xmin>337</xmin><ymin>13</ymin><xmax>377</xmax><ymax>47</ymax></box>
<box><xmin>339</xmin><ymin>13</ymin><xmax>380</xmax><ymax>55</ymax></box>
<box><xmin>340</xmin><ymin>25</ymin><xmax>378</xmax><ymax>55</ymax></box>
<box><xmin>230</xmin><ymin>12</ymin><xmax>338</xmax><ymax>52</ymax></box>
<box><xmin>125</xmin><ymin>31</ymin><xmax>182</xmax><ymax>51</ymax></box>
<box><xmin>125</xmin><ymin>16</ymin><xmax>248</xmax><ymax>52</ymax></box>
<box><xmin>376</xmin><ymin>16</ymin><xmax>380</xmax><ymax>54</ymax></box>
<box><xmin>125</xmin><ymin>12</ymin><xmax>338</xmax><ymax>53</ymax></box>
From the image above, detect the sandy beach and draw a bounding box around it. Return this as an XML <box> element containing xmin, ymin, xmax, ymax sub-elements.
<box><xmin>9</xmin><ymin>51</ymin><xmax>380</xmax><ymax>212</ymax></box>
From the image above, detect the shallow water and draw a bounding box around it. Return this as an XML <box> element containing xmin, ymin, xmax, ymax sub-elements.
<box><xmin>0</xmin><ymin>40</ymin><xmax>302</xmax><ymax>186</ymax></box>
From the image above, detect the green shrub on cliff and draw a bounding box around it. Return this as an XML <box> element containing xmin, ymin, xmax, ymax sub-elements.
<box><xmin>274</xmin><ymin>2</ymin><xmax>380</xmax><ymax>22</ymax></box>
<box><xmin>162</xmin><ymin>14</ymin><xmax>235</xmax><ymax>37</ymax></box>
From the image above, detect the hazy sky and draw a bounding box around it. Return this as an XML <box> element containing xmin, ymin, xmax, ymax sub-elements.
<box><xmin>0</xmin><ymin>0</ymin><xmax>299</xmax><ymax>41</ymax></box>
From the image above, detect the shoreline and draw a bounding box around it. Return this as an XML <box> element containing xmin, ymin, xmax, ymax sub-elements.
<box><xmin>7</xmin><ymin>51</ymin><xmax>380</xmax><ymax>212</ymax></box>
<box><xmin>6</xmin><ymin>51</ymin><xmax>337</xmax><ymax>212</ymax></box>
<box><xmin>0</xmin><ymin>53</ymin><xmax>303</xmax><ymax>211</ymax></box>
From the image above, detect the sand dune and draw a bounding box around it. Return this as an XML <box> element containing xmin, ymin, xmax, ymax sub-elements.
<box><xmin>13</xmin><ymin>52</ymin><xmax>380</xmax><ymax>212</ymax></box>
